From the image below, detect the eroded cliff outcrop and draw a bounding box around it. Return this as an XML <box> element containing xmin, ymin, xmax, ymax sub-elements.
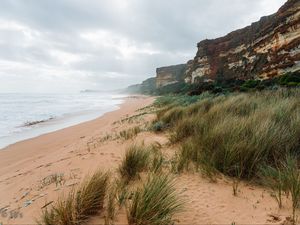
<box><xmin>186</xmin><ymin>0</ymin><xmax>300</xmax><ymax>83</ymax></box>
<box><xmin>156</xmin><ymin>64</ymin><xmax>187</xmax><ymax>88</ymax></box>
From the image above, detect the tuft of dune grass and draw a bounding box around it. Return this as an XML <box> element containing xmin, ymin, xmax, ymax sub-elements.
<box><xmin>260</xmin><ymin>154</ymin><xmax>300</xmax><ymax>223</ymax></box>
<box><xmin>39</xmin><ymin>170</ymin><xmax>109</xmax><ymax>225</ymax></box>
<box><xmin>75</xmin><ymin>170</ymin><xmax>109</xmax><ymax>221</ymax></box>
<box><xmin>148</xmin><ymin>143</ymin><xmax>165</xmax><ymax>174</ymax></box>
<box><xmin>127</xmin><ymin>174</ymin><xmax>183</xmax><ymax>225</ymax></box>
<box><xmin>119</xmin><ymin>126</ymin><xmax>142</xmax><ymax>140</ymax></box>
<box><xmin>118</xmin><ymin>144</ymin><xmax>151</xmax><ymax>184</ymax></box>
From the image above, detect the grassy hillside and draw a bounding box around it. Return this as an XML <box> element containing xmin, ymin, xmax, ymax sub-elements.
<box><xmin>137</xmin><ymin>70</ymin><xmax>300</xmax><ymax>96</ymax></box>
<box><xmin>154</xmin><ymin>89</ymin><xmax>300</xmax><ymax>180</ymax></box>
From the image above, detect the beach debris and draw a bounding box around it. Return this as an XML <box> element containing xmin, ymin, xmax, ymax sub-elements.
<box><xmin>22</xmin><ymin>117</ymin><xmax>54</xmax><ymax>127</ymax></box>
<box><xmin>40</xmin><ymin>173</ymin><xmax>65</xmax><ymax>188</ymax></box>
<box><xmin>24</xmin><ymin>200</ymin><xmax>32</xmax><ymax>207</ymax></box>
<box><xmin>20</xmin><ymin>191</ymin><xmax>30</xmax><ymax>200</ymax></box>
<box><xmin>0</xmin><ymin>206</ymin><xmax>10</xmax><ymax>211</ymax></box>
<box><xmin>54</xmin><ymin>187</ymin><xmax>61</xmax><ymax>191</ymax></box>
<box><xmin>66</xmin><ymin>180</ymin><xmax>79</xmax><ymax>187</ymax></box>
<box><xmin>267</xmin><ymin>213</ymin><xmax>281</xmax><ymax>222</ymax></box>
<box><xmin>69</xmin><ymin>171</ymin><xmax>79</xmax><ymax>180</ymax></box>
<box><xmin>3</xmin><ymin>207</ymin><xmax>23</xmax><ymax>219</ymax></box>
<box><xmin>281</xmin><ymin>217</ymin><xmax>294</xmax><ymax>225</ymax></box>
<box><xmin>45</xmin><ymin>163</ymin><xmax>52</xmax><ymax>167</ymax></box>
<box><xmin>11</xmin><ymin>211</ymin><xmax>22</xmax><ymax>219</ymax></box>
<box><xmin>31</xmin><ymin>193</ymin><xmax>47</xmax><ymax>202</ymax></box>
<box><xmin>41</xmin><ymin>201</ymin><xmax>54</xmax><ymax>209</ymax></box>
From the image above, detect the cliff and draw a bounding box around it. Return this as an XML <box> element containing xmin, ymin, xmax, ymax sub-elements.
<box><xmin>126</xmin><ymin>84</ymin><xmax>142</xmax><ymax>94</ymax></box>
<box><xmin>140</xmin><ymin>77</ymin><xmax>157</xmax><ymax>94</ymax></box>
<box><xmin>186</xmin><ymin>0</ymin><xmax>300</xmax><ymax>83</ymax></box>
<box><xmin>156</xmin><ymin>64</ymin><xmax>187</xmax><ymax>88</ymax></box>
<box><xmin>125</xmin><ymin>77</ymin><xmax>156</xmax><ymax>94</ymax></box>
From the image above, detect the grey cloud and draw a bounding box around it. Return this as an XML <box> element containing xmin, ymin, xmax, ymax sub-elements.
<box><xmin>0</xmin><ymin>0</ymin><xmax>286</xmax><ymax>92</ymax></box>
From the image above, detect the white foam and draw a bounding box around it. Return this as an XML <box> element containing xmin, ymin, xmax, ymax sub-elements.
<box><xmin>0</xmin><ymin>92</ymin><xmax>126</xmax><ymax>149</ymax></box>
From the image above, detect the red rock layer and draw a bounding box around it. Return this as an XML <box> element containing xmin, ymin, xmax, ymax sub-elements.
<box><xmin>185</xmin><ymin>0</ymin><xmax>300</xmax><ymax>83</ymax></box>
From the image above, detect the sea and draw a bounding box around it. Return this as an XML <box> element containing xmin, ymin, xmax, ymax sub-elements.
<box><xmin>0</xmin><ymin>92</ymin><xmax>126</xmax><ymax>149</ymax></box>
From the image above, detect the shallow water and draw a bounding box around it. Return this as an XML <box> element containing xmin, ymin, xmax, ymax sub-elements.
<box><xmin>0</xmin><ymin>92</ymin><xmax>126</xmax><ymax>149</ymax></box>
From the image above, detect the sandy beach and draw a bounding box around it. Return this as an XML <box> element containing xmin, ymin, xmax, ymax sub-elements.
<box><xmin>0</xmin><ymin>95</ymin><xmax>292</xmax><ymax>225</ymax></box>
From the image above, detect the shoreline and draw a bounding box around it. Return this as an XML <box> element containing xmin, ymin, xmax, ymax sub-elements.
<box><xmin>0</xmin><ymin>95</ymin><xmax>151</xmax><ymax>157</ymax></box>
<box><xmin>0</xmin><ymin>94</ymin><xmax>293</xmax><ymax>225</ymax></box>
<box><xmin>0</xmin><ymin>95</ymin><xmax>155</xmax><ymax>224</ymax></box>
<box><xmin>0</xmin><ymin>95</ymin><xmax>126</xmax><ymax>150</ymax></box>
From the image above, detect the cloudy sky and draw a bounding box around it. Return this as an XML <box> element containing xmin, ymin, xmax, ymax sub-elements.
<box><xmin>0</xmin><ymin>0</ymin><xmax>286</xmax><ymax>93</ymax></box>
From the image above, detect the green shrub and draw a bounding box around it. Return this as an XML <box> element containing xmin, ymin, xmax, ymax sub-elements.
<box><xmin>279</xmin><ymin>71</ymin><xmax>300</xmax><ymax>85</ymax></box>
<box><xmin>151</xmin><ymin>71</ymin><xmax>299</xmax><ymax>96</ymax></box>
<box><xmin>287</xmin><ymin>82</ymin><xmax>298</xmax><ymax>87</ymax></box>
<box><xmin>242</xmin><ymin>79</ymin><xmax>261</xmax><ymax>89</ymax></box>
<box><xmin>154</xmin><ymin>93</ymin><xmax>211</xmax><ymax>108</ymax></box>
<box><xmin>151</xmin><ymin>121</ymin><xmax>165</xmax><ymax>132</ymax></box>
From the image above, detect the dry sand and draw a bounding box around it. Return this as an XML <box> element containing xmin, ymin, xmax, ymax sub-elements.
<box><xmin>0</xmin><ymin>95</ymin><xmax>293</xmax><ymax>225</ymax></box>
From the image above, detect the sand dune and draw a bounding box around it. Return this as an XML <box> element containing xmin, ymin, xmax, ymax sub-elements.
<box><xmin>0</xmin><ymin>96</ymin><xmax>292</xmax><ymax>225</ymax></box>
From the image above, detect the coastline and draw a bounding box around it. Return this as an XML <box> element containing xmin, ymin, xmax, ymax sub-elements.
<box><xmin>0</xmin><ymin>95</ymin><xmax>155</xmax><ymax>224</ymax></box>
<box><xmin>0</xmin><ymin>95</ymin><xmax>154</xmax><ymax>164</ymax></box>
<box><xmin>0</xmin><ymin>94</ymin><xmax>292</xmax><ymax>225</ymax></box>
<box><xmin>0</xmin><ymin>94</ymin><xmax>125</xmax><ymax>150</ymax></box>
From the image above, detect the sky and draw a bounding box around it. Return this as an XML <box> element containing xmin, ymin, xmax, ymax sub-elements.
<box><xmin>0</xmin><ymin>0</ymin><xmax>286</xmax><ymax>93</ymax></box>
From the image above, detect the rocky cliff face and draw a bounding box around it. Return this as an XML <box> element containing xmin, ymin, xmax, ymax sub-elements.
<box><xmin>156</xmin><ymin>64</ymin><xmax>187</xmax><ymax>88</ymax></box>
<box><xmin>186</xmin><ymin>0</ymin><xmax>300</xmax><ymax>83</ymax></box>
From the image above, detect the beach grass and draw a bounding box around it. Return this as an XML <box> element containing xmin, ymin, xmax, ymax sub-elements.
<box><xmin>126</xmin><ymin>174</ymin><xmax>183</xmax><ymax>225</ymax></box>
<box><xmin>118</xmin><ymin>144</ymin><xmax>151</xmax><ymax>183</ymax></box>
<box><xmin>147</xmin><ymin>142</ymin><xmax>165</xmax><ymax>173</ymax></box>
<box><xmin>39</xmin><ymin>170</ymin><xmax>109</xmax><ymax>225</ymax></box>
<box><xmin>104</xmin><ymin>185</ymin><xmax>118</xmax><ymax>225</ymax></box>
<box><xmin>260</xmin><ymin>154</ymin><xmax>300</xmax><ymax>223</ymax></box>
<box><xmin>281</xmin><ymin>155</ymin><xmax>300</xmax><ymax>223</ymax></box>
<box><xmin>155</xmin><ymin>89</ymin><xmax>300</xmax><ymax>179</ymax></box>
<box><xmin>119</xmin><ymin>126</ymin><xmax>142</xmax><ymax>140</ymax></box>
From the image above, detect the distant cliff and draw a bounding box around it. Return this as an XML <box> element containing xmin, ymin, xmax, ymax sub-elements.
<box><xmin>186</xmin><ymin>0</ymin><xmax>300</xmax><ymax>83</ymax></box>
<box><xmin>156</xmin><ymin>64</ymin><xmax>187</xmax><ymax>88</ymax></box>
<box><xmin>141</xmin><ymin>77</ymin><xmax>157</xmax><ymax>94</ymax></box>
<box><xmin>125</xmin><ymin>77</ymin><xmax>156</xmax><ymax>94</ymax></box>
